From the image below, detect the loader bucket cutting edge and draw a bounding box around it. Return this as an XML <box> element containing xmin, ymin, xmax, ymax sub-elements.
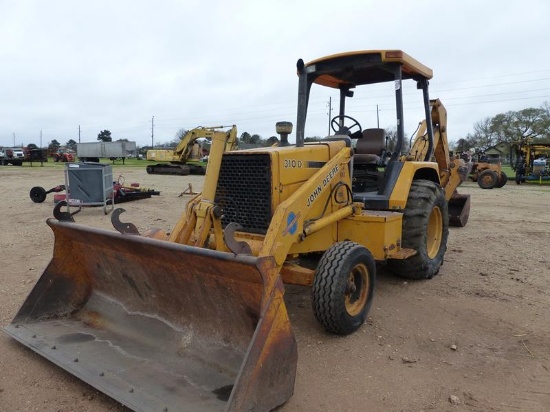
<box><xmin>448</xmin><ymin>193</ymin><xmax>470</xmax><ymax>227</ymax></box>
<box><xmin>4</xmin><ymin>219</ymin><xmax>297</xmax><ymax>412</ymax></box>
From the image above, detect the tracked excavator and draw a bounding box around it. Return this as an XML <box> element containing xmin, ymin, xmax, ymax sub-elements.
<box><xmin>146</xmin><ymin>125</ymin><xmax>237</xmax><ymax>175</ymax></box>
<box><xmin>5</xmin><ymin>50</ymin><xmax>470</xmax><ymax>411</ymax></box>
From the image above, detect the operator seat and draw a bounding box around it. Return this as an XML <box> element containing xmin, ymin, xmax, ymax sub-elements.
<box><xmin>354</xmin><ymin>128</ymin><xmax>385</xmax><ymax>166</ymax></box>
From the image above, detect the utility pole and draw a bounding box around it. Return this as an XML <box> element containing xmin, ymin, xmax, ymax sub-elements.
<box><xmin>78</xmin><ymin>125</ymin><xmax>81</xmax><ymax>143</ymax></box>
<box><xmin>326</xmin><ymin>97</ymin><xmax>332</xmax><ymax>135</ymax></box>
<box><xmin>151</xmin><ymin>116</ymin><xmax>154</xmax><ymax>148</ymax></box>
<box><xmin>13</xmin><ymin>133</ymin><xmax>16</xmax><ymax>147</ymax></box>
<box><xmin>376</xmin><ymin>104</ymin><xmax>380</xmax><ymax>128</ymax></box>
<box><xmin>40</xmin><ymin>130</ymin><xmax>44</xmax><ymax>166</ymax></box>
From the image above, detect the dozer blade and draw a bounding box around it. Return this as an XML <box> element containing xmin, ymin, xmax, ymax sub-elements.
<box><xmin>448</xmin><ymin>193</ymin><xmax>470</xmax><ymax>227</ymax></box>
<box><xmin>4</xmin><ymin>219</ymin><xmax>297</xmax><ymax>412</ymax></box>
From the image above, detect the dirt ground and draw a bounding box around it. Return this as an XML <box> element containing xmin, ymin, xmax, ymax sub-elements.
<box><xmin>0</xmin><ymin>164</ymin><xmax>549</xmax><ymax>412</ymax></box>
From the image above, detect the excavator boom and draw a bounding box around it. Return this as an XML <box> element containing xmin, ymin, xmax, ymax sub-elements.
<box><xmin>146</xmin><ymin>125</ymin><xmax>237</xmax><ymax>175</ymax></box>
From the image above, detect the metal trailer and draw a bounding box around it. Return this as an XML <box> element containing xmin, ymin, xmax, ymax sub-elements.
<box><xmin>77</xmin><ymin>141</ymin><xmax>137</xmax><ymax>163</ymax></box>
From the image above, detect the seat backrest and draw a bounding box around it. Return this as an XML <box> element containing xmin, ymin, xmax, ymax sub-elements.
<box><xmin>355</xmin><ymin>128</ymin><xmax>385</xmax><ymax>155</ymax></box>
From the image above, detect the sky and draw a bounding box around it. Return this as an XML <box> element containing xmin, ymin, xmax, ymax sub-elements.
<box><xmin>1</xmin><ymin>0</ymin><xmax>550</xmax><ymax>148</ymax></box>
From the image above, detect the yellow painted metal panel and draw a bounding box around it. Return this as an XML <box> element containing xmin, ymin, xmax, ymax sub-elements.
<box><xmin>337</xmin><ymin>211</ymin><xmax>403</xmax><ymax>260</ymax></box>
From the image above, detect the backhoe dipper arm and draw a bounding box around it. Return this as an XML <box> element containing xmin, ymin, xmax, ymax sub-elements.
<box><xmin>408</xmin><ymin>99</ymin><xmax>467</xmax><ymax>199</ymax></box>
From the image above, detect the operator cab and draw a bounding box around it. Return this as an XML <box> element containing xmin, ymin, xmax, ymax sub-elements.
<box><xmin>295</xmin><ymin>50</ymin><xmax>435</xmax><ymax>208</ymax></box>
<box><xmin>329</xmin><ymin>114</ymin><xmax>388</xmax><ymax>192</ymax></box>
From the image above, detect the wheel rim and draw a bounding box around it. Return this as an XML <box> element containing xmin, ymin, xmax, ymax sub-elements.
<box><xmin>481</xmin><ymin>175</ymin><xmax>494</xmax><ymax>187</ymax></box>
<box><xmin>345</xmin><ymin>264</ymin><xmax>369</xmax><ymax>316</ymax></box>
<box><xmin>426</xmin><ymin>206</ymin><xmax>443</xmax><ymax>259</ymax></box>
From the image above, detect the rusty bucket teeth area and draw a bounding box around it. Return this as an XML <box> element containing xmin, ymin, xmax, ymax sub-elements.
<box><xmin>4</xmin><ymin>219</ymin><xmax>297</xmax><ymax>412</ymax></box>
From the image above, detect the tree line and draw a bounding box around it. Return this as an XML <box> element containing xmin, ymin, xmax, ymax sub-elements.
<box><xmin>454</xmin><ymin>101</ymin><xmax>550</xmax><ymax>152</ymax></box>
<box><xmin>28</xmin><ymin>102</ymin><xmax>550</xmax><ymax>154</ymax></box>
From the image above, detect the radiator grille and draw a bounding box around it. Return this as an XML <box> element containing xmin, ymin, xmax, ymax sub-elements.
<box><xmin>216</xmin><ymin>153</ymin><xmax>272</xmax><ymax>234</ymax></box>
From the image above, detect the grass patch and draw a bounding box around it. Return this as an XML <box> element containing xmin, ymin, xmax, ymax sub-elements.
<box><xmin>20</xmin><ymin>158</ymin><xmax>149</xmax><ymax>169</ymax></box>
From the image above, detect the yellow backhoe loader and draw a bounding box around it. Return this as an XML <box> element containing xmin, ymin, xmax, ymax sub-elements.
<box><xmin>5</xmin><ymin>50</ymin><xmax>470</xmax><ymax>411</ymax></box>
<box><xmin>146</xmin><ymin>125</ymin><xmax>237</xmax><ymax>175</ymax></box>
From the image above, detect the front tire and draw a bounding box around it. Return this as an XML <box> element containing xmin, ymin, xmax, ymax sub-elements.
<box><xmin>312</xmin><ymin>241</ymin><xmax>376</xmax><ymax>335</ymax></box>
<box><xmin>388</xmin><ymin>180</ymin><xmax>449</xmax><ymax>280</ymax></box>
<box><xmin>477</xmin><ymin>169</ymin><xmax>498</xmax><ymax>189</ymax></box>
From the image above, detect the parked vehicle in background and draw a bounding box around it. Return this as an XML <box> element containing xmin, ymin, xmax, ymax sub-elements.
<box><xmin>77</xmin><ymin>141</ymin><xmax>137</xmax><ymax>163</ymax></box>
<box><xmin>0</xmin><ymin>147</ymin><xmax>24</xmax><ymax>166</ymax></box>
<box><xmin>468</xmin><ymin>161</ymin><xmax>507</xmax><ymax>189</ymax></box>
<box><xmin>52</xmin><ymin>149</ymin><xmax>75</xmax><ymax>162</ymax></box>
<box><xmin>511</xmin><ymin>139</ymin><xmax>550</xmax><ymax>184</ymax></box>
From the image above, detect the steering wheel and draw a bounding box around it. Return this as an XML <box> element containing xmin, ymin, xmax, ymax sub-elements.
<box><xmin>330</xmin><ymin>115</ymin><xmax>362</xmax><ymax>136</ymax></box>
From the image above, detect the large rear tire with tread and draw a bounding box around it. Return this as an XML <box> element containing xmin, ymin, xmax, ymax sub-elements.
<box><xmin>388</xmin><ymin>180</ymin><xmax>449</xmax><ymax>280</ymax></box>
<box><xmin>312</xmin><ymin>241</ymin><xmax>376</xmax><ymax>335</ymax></box>
<box><xmin>478</xmin><ymin>169</ymin><xmax>498</xmax><ymax>189</ymax></box>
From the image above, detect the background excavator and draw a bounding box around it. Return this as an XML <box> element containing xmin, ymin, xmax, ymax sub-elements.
<box><xmin>146</xmin><ymin>125</ymin><xmax>237</xmax><ymax>175</ymax></box>
<box><xmin>5</xmin><ymin>50</ymin><xmax>470</xmax><ymax>412</ymax></box>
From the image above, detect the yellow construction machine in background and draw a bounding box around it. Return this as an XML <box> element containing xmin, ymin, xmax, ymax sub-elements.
<box><xmin>146</xmin><ymin>125</ymin><xmax>237</xmax><ymax>175</ymax></box>
<box><xmin>468</xmin><ymin>161</ymin><xmax>508</xmax><ymax>189</ymax></box>
<box><xmin>5</xmin><ymin>50</ymin><xmax>470</xmax><ymax>411</ymax></box>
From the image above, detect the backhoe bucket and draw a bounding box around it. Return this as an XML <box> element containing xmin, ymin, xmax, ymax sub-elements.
<box><xmin>4</xmin><ymin>219</ymin><xmax>297</xmax><ymax>412</ymax></box>
<box><xmin>448</xmin><ymin>193</ymin><xmax>470</xmax><ymax>227</ymax></box>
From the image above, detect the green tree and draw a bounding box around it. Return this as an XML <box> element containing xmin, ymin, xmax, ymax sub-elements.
<box><xmin>97</xmin><ymin>130</ymin><xmax>112</xmax><ymax>142</ymax></box>
<box><xmin>472</xmin><ymin>117</ymin><xmax>498</xmax><ymax>149</ymax></box>
<box><xmin>239</xmin><ymin>132</ymin><xmax>252</xmax><ymax>144</ymax></box>
<box><xmin>250</xmin><ymin>134</ymin><xmax>263</xmax><ymax>145</ymax></box>
<box><xmin>48</xmin><ymin>139</ymin><xmax>61</xmax><ymax>151</ymax></box>
<box><xmin>510</xmin><ymin>107</ymin><xmax>550</xmax><ymax>142</ymax></box>
<box><xmin>265</xmin><ymin>136</ymin><xmax>279</xmax><ymax>146</ymax></box>
<box><xmin>66</xmin><ymin>139</ymin><xmax>77</xmax><ymax>151</ymax></box>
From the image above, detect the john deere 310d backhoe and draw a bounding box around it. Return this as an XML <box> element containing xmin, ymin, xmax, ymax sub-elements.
<box><xmin>5</xmin><ymin>50</ymin><xmax>470</xmax><ymax>411</ymax></box>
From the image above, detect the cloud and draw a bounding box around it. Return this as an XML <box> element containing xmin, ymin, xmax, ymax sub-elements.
<box><xmin>1</xmin><ymin>0</ymin><xmax>550</xmax><ymax>147</ymax></box>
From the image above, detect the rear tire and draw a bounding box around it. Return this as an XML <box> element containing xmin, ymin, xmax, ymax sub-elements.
<box><xmin>388</xmin><ymin>180</ymin><xmax>449</xmax><ymax>280</ymax></box>
<box><xmin>495</xmin><ymin>172</ymin><xmax>508</xmax><ymax>188</ymax></box>
<box><xmin>478</xmin><ymin>169</ymin><xmax>498</xmax><ymax>189</ymax></box>
<box><xmin>312</xmin><ymin>241</ymin><xmax>376</xmax><ymax>335</ymax></box>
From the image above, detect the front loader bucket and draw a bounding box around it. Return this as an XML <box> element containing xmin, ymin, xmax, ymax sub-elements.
<box><xmin>448</xmin><ymin>193</ymin><xmax>470</xmax><ymax>227</ymax></box>
<box><xmin>4</xmin><ymin>219</ymin><xmax>297</xmax><ymax>412</ymax></box>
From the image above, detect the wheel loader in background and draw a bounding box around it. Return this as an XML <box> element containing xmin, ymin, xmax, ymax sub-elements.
<box><xmin>466</xmin><ymin>150</ymin><xmax>508</xmax><ymax>189</ymax></box>
<box><xmin>146</xmin><ymin>125</ymin><xmax>237</xmax><ymax>175</ymax></box>
<box><xmin>5</xmin><ymin>50</ymin><xmax>470</xmax><ymax>412</ymax></box>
